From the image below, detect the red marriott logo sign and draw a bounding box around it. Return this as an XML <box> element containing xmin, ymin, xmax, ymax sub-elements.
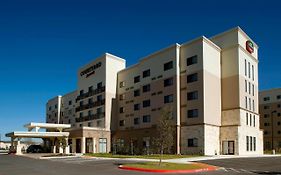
<box><xmin>246</xmin><ymin>40</ymin><xmax>254</xmax><ymax>54</ymax></box>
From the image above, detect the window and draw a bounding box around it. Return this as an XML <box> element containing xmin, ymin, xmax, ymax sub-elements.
<box><xmin>119</xmin><ymin>107</ymin><xmax>124</xmax><ymax>113</ymax></box>
<box><xmin>80</xmin><ymin>90</ymin><xmax>84</xmax><ymax>95</ymax></box>
<box><xmin>97</xmin><ymin>120</ymin><xmax>101</xmax><ymax>127</ymax></box>
<box><xmin>119</xmin><ymin>94</ymin><xmax>125</xmax><ymax>100</ymax></box>
<box><xmin>252</xmin><ymin>84</ymin><xmax>255</xmax><ymax>96</ymax></box>
<box><xmin>164</xmin><ymin>94</ymin><xmax>173</xmax><ymax>103</ymax></box>
<box><xmin>264</xmin><ymin>97</ymin><xmax>270</xmax><ymax>101</ymax></box>
<box><xmin>49</xmin><ymin>106</ymin><xmax>52</xmax><ymax>111</ymax></box>
<box><xmin>186</xmin><ymin>55</ymin><xmax>197</xmax><ymax>66</ymax></box>
<box><xmin>134</xmin><ymin>104</ymin><xmax>140</xmax><ymax>111</ymax></box>
<box><xmin>134</xmin><ymin>118</ymin><xmax>140</xmax><ymax>125</ymax></box>
<box><xmin>248</xmin><ymin>82</ymin><xmax>251</xmax><ymax>94</ymax></box>
<box><xmin>246</xmin><ymin>136</ymin><xmax>249</xmax><ymax>151</ymax></box>
<box><xmin>278</xmin><ymin>104</ymin><xmax>281</xmax><ymax>108</ymax></box>
<box><xmin>245</xmin><ymin>97</ymin><xmax>248</xmax><ymax>109</ymax></box>
<box><xmin>80</xmin><ymin>101</ymin><xmax>84</xmax><ymax>106</ymax></box>
<box><xmin>264</xmin><ymin>106</ymin><xmax>269</xmax><ymax>109</ymax></box>
<box><xmin>97</xmin><ymin>82</ymin><xmax>103</xmax><ymax>89</ymax></box>
<box><xmin>80</xmin><ymin>112</ymin><xmax>83</xmax><ymax>117</ymax></box>
<box><xmin>253</xmin><ymin>115</ymin><xmax>256</xmax><ymax>127</ymax></box>
<box><xmin>187</xmin><ymin>138</ymin><xmax>198</xmax><ymax>147</ymax></box>
<box><xmin>97</xmin><ymin>95</ymin><xmax>102</xmax><ymax>102</ymax></box>
<box><xmin>96</xmin><ymin>107</ymin><xmax>102</xmax><ymax>114</ymax></box>
<box><xmin>143</xmin><ymin>100</ymin><xmax>151</xmax><ymax>108</ymax></box>
<box><xmin>245</xmin><ymin>80</ymin><xmax>247</xmax><ymax>92</ymax></box>
<box><xmin>88</xmin><ymin>122</ymin><xmax>92</xmax><ymax>127</ymax></box>
<box><xmin>250</xmin><ymin>136</ymin><xmax>253</xmax><ymax>151</ymax></box>
<box><xmin>245</xmin><ymin>59</ymin><xmax>247</xmax><ymax>76</ymax></box>
<box><xmin>248</xmin><ymin>62</ymin><xmax>251</xmax><ymax>79</ymax></box>
<box><xmin>88</xmin><ymin>98</ymin><xmax>93</xmax><ymax>104</ymax></box>
<box><xmin>68</xmin><ymin>100</ymin><xmax>72</xmax><ymax>105</ymax></box>
<box><xmin>143</xmin><ymin>69</ymin><xmax>150</xmax><ymax>78</ymax></box>
<box><xmin>277</xmin><ymin>95</ymin><xmax>281</xmax><ymax>100</ymax></box>
<box><xmin>187</xmin><ymin>73</ymin><xmax>198</xmax><ymax>83</ymax></box>
<box><xmin>134</xmin><ymin>76</ymin><xmax>140</xmax><ymax>83</ymax></box>
<box><xmin>164</xmin><ymin>61</ymin><xmax>173</xmax><ymax>71</ymax></box>
<box><xmin>278</xmin><ymin>113</ymin><xmax>281</xmax><ymax>117</ymax></box>
<box><xmin>253</xmin><ymin>137</ymin><xmax>256</xmax><ymax>151</ymax></box>
<box><xmin>134</xmin><ymin>89</ymin><xmax>140</xmax><ymax>97</ymax></box>
<box><xmin>278</xmin><ymin>122</ymin><xmax>281</xmax><ymax>126</ymax></box>
<box><xmin>88</xmin><ymin>110</ymin><xmax>93</xmax><ymax>116</ymax></box>
<box><xmin>55</xmin><ymin>104</ymin><xmax>57</xmax><ymax>109</ymax></box>
<box><xmin>253</xmin><ymin>100</ymin><xmax>255</xmax><ymax>112</ymax></box>
<box><xmin>88</xmin><ymin>86</ymin><xmax>93</xmax><ymax>92</ymax></box>
<box><xmin>187</xmin><ymin>91</ymin><xmax>198</xmax><ymax>100</ymax></box>
<box><xmin>252</xmin><ymin>65</ymin><xmax>254</xmax><ymax>81</ymax></box>
<box><xmin>246</xmin><ymin>113</ymin><xmax>248</xmax><ymax>125</ymax></box>
<box><xmin>119</xmin><ymin>120</ymin><xmax>125</xmax><ymax>126</ymax></box>
<box><xmin>187</xmin><ymin>109</ymin><xmax>198</xmax><ymax>118</ymax></box>
<box><xmin>164</xmin><ymin>78</ymin><xmax>173</xmax><ymax>87</ymax></box>
<box><xmin>143</xmin><ymin>115</ymin><xmax>151</xmax><ymax>123</ymax></box>
<box><xmin>119</xmin><ymin>81</ymin><xmax>125</xmax><ymax>88</ymax></box>
<box><xmin>143</xmin><ymin>84</ymin><xmax>150</xmax><ymax>92</ymax></box>
<box><xmin>249</xmin><ymin>114</ymin><xmax>252</xmax><ymax>126</ymax></box>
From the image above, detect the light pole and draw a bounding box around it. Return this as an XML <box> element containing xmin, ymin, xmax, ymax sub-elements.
<box><xmin>271</xmin><ymin>110</ymin><xmax>277</xmax><ymax>154</ymax></box>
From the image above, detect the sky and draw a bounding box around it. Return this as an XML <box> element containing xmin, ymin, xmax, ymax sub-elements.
<box><xmin>0</xmin><ymin>0</ymin><xmax>280</xmax><ymax>140</ymax></box>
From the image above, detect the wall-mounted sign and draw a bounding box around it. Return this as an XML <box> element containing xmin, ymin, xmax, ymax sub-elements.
<box><xmin>80</xmin><ymin>62</ymin><xmax>102</xmax><ymax>78</ymax></box>
<box><xmin>246</xmin><ymin>40</ymin><xmax>254</xmax><ymax>54</ymax></box>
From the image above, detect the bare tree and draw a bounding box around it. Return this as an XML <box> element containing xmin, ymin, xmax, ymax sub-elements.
<box><xmin>153</xmin><ymin>107</ymin><xmax>175</xmax><ymax>166</ymax></box>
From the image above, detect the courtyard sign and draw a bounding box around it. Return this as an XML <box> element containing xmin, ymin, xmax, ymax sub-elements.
<box><xmin>246</xmin><ymin>40</ymin><xmax>254</xmax><ymax>54</ymax></box>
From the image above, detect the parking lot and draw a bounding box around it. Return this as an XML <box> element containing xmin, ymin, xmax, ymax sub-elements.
<box><xmin>1</xmin><ymin>154</ymin><xmax>281</xmax><ymax>175</ymax></box>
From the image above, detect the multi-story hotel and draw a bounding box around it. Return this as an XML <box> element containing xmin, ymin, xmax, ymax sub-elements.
<box><xmin>259</xmin><ymin>88</ymin><xmax>281</xmax><ymax>151</ymax></box>
<box><xmin>46</xmin><ymin>26</ymin><xmax>263</xmax><ymax>155</ymax></box>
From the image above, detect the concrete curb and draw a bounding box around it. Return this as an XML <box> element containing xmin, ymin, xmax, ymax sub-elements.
<box><xmin>39</xmin><ymin>155</ymin><xmax>81</xmax><ymax>159</ymax></box>
<box><xmin>118</xmin><ymin>163</ymin><xmax>219</xmax><ymax>174</ymax></box>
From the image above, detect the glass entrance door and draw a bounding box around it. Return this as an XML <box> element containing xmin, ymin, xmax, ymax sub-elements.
<box><xmin>222</xmin><ymin>141</ymin><xmax>235</xmax><ymax>155</ymax></box>
<box><xmin>99</xmin><ymin>138</ymin><xmax>107</xmax><ymax>153</ymax></box>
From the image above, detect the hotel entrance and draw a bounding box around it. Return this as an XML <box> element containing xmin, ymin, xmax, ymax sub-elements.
<box><xmin>222</xmin><ymin>141</ymin><xmax>235</xmax><ymax>155</ymax></box>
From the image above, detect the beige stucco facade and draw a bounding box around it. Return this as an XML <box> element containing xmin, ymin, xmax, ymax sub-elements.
<box><xmin>46</xmin><ymin>26</ymin><xmax>263</xmax><ymax>155</ymax></box>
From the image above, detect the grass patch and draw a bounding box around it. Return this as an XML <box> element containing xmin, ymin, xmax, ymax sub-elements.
<box><xmin>84</xmin><ymin>153</ymin><xmax>201</xmax><ymax>159</ymax></box>
<box><xmin>123</xmin><ymin>162</ymin><xmax>208</xmax><ymax>170</ymax></box>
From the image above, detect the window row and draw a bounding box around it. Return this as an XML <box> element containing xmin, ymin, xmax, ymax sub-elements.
<box><xmin>246</xmin><ymin>136</ymin><xmax>256</xmax><ymax>151</ymax></box>
<box><xmin>246</xmin><ymin>113</ymin><xmax>256</xmax><ymax>127</ymax></box>
<box><xmin>245</xmin><ymin>80</ymin><xmax>255</xmax><ymax>96</ymax></box>
<box><xmin>119</xmin><ymin>115</ymin><xmax>151</xmax><ymax>126</ymax></box>
<box><xmin>245</xmin><ymin>96</ymin><xmax>255</xmax><ymax>112</ymax></box>
<box><xmin>264</xmin><ymin>104</ymin><xmax>281</xmax><ymax>109</ymax></box>
<box><xmin>263</xmin><ymin>95</ymin><xmax>281</xmax><ymax>102</ymax></box>
<box><xmin>244</xmin><ymin>59</ymin><xmax>255</xmax><ymax>81</ymax></box>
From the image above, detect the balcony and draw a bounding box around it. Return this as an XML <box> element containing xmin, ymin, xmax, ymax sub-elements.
<box><xmin>76</xmin><ymin>86</ymin><xmax>105</xmax><ymax>102</ymax></box>
<box><xmin>76</xmin><ymin>99</ymin><xmax>105</xmax><ymax>112</ymax></box>
<box><xmin>75</xmin><ymin>112</ymin><xmax>105</xmax><ymax>122</ymax></box>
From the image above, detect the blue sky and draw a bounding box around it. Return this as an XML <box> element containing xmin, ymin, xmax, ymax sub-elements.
<box><xmin>0</xmin><ymin>0</ymin><xmax>280</xmax><ymax>140</ymax></box>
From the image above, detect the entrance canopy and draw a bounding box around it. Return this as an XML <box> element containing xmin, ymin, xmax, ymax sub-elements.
<box><xmin>5</xmin><ymin>131</ymin><xmax>69</xmax><ymax>138</ymax></box>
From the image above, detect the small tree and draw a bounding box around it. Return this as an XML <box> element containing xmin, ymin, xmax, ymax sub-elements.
<box><xmin>153</xmin><ymin>108</ymin><xmax>175</xmax><ymax>166</ymax></box>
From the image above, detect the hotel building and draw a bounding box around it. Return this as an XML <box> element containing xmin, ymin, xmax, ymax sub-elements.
<box><xmin>259</xmin><ymin>88</ymin><xmax>281</xmax><ymax>151</ymax></box>
<box><xmin>46</xmin><ymin>26</ymin><xmax>263</xmax><ymax>155</ymax></box>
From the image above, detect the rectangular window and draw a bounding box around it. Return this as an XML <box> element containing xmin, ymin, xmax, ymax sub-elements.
<box><xmin>264</xmin><ymin>97</ymin><xmax>270</xmax><ymax>101</ymax></box>
<box><xmin>68</xmin><ymin>100</ymin><xmax>72</xmax><ymax>105</ymax></box>
<box><xmin>119</xmin><ymin>81</ymin><xmax>125</xmax><ymax>88</ymax></box>
<box><xmin>164</xmin><ymin>61</ymin><xmax>173</xmax><ymax>71</ymax></box>
<box><xmin>134</xmin><ymin>118</ymin><xmax>140</xmax><ymax>125</ymax></box>
<box><xmin>245</xmin><ymin>80</ymin><xmax>247</xmax><ymax>92</ymax></box>
<box><xmin>96</xmin><ymin>107</ymin><xmax>102</xmax><ymax>114</ymax></box>
<box><xmin>245</xmin><ymin>59</ymin><xmax>247</xmax><ymax>76</ymax></box>
<box><xmin>186</xmin><ymin>55</ymin><xmax>198</xmax><ymax>66</ymax></box>
<box><xmin>164</xmin><ymin>94</ymin><xmax>173</xmax><ymax>103</ymax></box>
<box><xmin>80</xmin><ymin>90</ymin><xmax>84</xmax><ymax>95</ymax></box>
<box><xmin>246</xmin><ymin>113</ymin><xmax>248</xmax><ymax>125</ymax></box>
<box><xmin>253</xmin><ymin>115</ymin><xmax>256</xmax><ymax>127</ymax></box>
<box><xmin>119</xmin><ymin>94</ymin><xmax>125</xmax><ymax>100</ymax></box>
<box><xmin>277</xmin><ymin>95</ymin><xmax>281</xmax><ymax>100</ymax></box>
<box><xmin>245</xmin><ymin>96</ymin><xmax>248</xmax><ymax>109</ymax></box>
<box><xmin>248</xmin><ymin>62</ymin><xmax>251</xmax><ymax>79</ymax></box>
<box><xmin>134</xmin><ymin>76</ymin><xmax>140</xmax><ymax>83</ymax></box>
<box><xmin>80</xmin><ymin>112</ymin><xmax>83</xmax><ymax>117</ymax></box>
<box><xmin>249</xmin><ymin>114</ymin><xmax>252</xmax><ymax>126</ymax></box>
<box><xmin>97</xmin><ymin>82</ymin><xmax>103</xmax><ymax>89</ymax></box>
<box><xmin>248</xmin><ymin>82</ymin><xmax>251</xmax><ymax>95</ymax></box>
<box><xmin>252</xmin><ymin>84</ymin><xmax>255</xmax><ymax>96</ymax></box>
<box><xmin>164</xmin><ymin>78</ymin><xmax>173</xmax><ymax>87</ymax></box>
<box><xmin>88</xmin><ymin>98</ymin><xmax>93</xmax><ymax>104</ymax></box>
<box><xmin>134</xmin><ymin>104</ymin><xmax>140</xmax><ymax>111</ymax></box>
<box><xmin>246</xmin><ymin>136</ymin><xmax>249</xmax><ymax>151</ymax></box>
<box><xmin>88</xmin><ymin>86</ymin><xmax>93</xmax><ymax>92</ymax></box>
<box><xmin>187</xmin><ymin>91</ymin><xmax>198</xmax><ymax>100</ymax></box>
<box><xmin>253</xmin><ymin>100</ymin><xmax>255</xmax><ymax>112</ymax></box>
<box><xmin>252</xmin><ymin>65</ymin><xmax>254</xmax><ymax>81</ymax></box>
<box><xmin>249</xmin><ymin>98</ymin><xmax>251</xmax><ymax>110</ymax></box>
<box><xmin>143</xmin><ymin>115</ymin><xmax>151</xmax><ymax>123</ymax></box>
<box><xmin>187</xmin><ymin>73</ymin><xmax>198</xmax><ymax>83</ymax></box>
<box><xmin>119</xmin><ymin>120</ymin><xmax>125</xmax><ymax>126</ymax></box>
<box><xmin>253</xmin><ymin>137</ymin><xmax>256</xmax><ymax>151</ymax></box>
<box><xmin>143</xmin><ymin>69</ymin><xmax>150</xmax><ymax>78</ymax></box>
<box><xmin>119</xmin><ymin>107</ymin><xmax>124</xmax><ymax>113</ymax></box>
<box><xmin>187</xmin><ymin>109</ymin><xmax>198</xmax><ymax>118</ymax></box>
<box><xmin>143</xmin><ymin>100</ymin><xmax>151</xmax><ymax>108</ymax></box>
<box><xmin>134</xmin><ymin>89</ymin><xmax>140</xmax><ymax>97</ymax></box>
<box><xmin>142</xmin><ymin>84</ymin><xmax>151</xmax><ymax>93</ymax></box>
<box><xmin>187</xmin><ymin>138</ymin><xmax>198</xmax><ymax>147</ymax></box>
<box><xmin>250</xmin><ymin>136</ymin><xmax>253</xmax><ymax>151</ymax></box>
<box><xmin>97</xmin><ymin>95</ymin><xmax>102</xmax><ymax>102</ymax></box>
<box><xmin>49</xmin><ymin>106</ymin><xmax>52</xmax><ymax>111</ymax></box>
